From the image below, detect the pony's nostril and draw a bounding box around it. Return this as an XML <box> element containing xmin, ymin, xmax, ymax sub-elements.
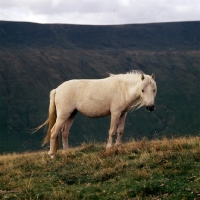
<box><xmin>151</xmin><ymin>105</ymin><xmax>155</xmax><ymax>111</ymax></box>
<box><xmin>146</xmin><ymin>105</ymin><xmax>155</xmax><ymax>112</ymax></box>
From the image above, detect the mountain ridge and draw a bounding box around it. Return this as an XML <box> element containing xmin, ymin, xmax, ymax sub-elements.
<box><xmin>0</xmin><ymin>21</ymin><xmax>199</xmax><ymax>50</ymax></box>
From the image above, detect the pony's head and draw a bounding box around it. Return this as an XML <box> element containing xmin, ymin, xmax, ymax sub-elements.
<box><xmin>140</xmin><ymin>73</ymin><xmax>157</xmax><ymax>112</ymax></box>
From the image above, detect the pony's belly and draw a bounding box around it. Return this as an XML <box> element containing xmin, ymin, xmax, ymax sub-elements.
<box><xmin>77</xmin><ymin>106</ymin><xmax>111</xmax><ymax>118</ymax></box>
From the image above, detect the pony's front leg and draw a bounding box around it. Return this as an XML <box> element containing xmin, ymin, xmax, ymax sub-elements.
<box><xmin>106</xmin><ymin>112</ymin><xmax>120</xmax><ymax>150</ymax></box>
<box><xmin>115</xmin><ymin>112</ymin><xmax>127</xmax><ymax>150</ymax></box>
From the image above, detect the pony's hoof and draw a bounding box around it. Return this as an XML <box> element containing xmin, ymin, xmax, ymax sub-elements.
<box><xmin>106</xmin><ymin>144</ymin><xmax>112</xmax><ymax>149</ymax></box>
<box><xmin>106</xmin><ymin>146</ymin><xmax>115</xmax><ymax>155</ymax></box>
<box><xmin>48</xmin><ymin>151</ymin><xmax>55</xmax><ymax>159</ymax></box>
<box><xmin>106</xmin><ymin>147</ymin><xmax>111</xmax><ymax>153</ymax></box>
<box><xmin>62</xmin><ymin>148</ymin><xmax>69</xmax><ymax>152</ymax></box>
<box><xmin>115</xmin><ymin>144</ymin><xmax>121</xmax><ymax>150</ymax></box>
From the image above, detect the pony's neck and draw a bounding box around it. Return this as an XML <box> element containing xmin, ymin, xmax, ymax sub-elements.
<box><xmin>117</xmin><ymin>74</ymin><xmax>143</xmax><ymax>102</ymax></box>
<box><xmin>128</xmin><ymin>79</ymin><xmax>142</xmax><ymax>99</ymax></box>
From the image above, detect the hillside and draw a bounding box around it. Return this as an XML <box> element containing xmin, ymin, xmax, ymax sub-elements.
<box><xmin>0</xmin><ymin>137</ymin><xmax>199</xmax><ymax>199</ymax></box>
<box><xmin>0</xmin><ymin>21</ymin><xmax>200</xmax><ymax>153</ymax></box>
<box><xmin>0</xmin><ymin>21</ymin><xmax>199</xmax><ymax>50</ymax></box>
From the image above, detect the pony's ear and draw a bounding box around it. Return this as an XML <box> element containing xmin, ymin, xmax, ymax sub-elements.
<box><xmin>141</xmin><ymin>74</ymin><xmax>145</xmax><ymax>81</ymax></box>
<box><xmin>151</xmin><ymin>73</ymin><xmax>155</xmax><ymax>80</ymax></box>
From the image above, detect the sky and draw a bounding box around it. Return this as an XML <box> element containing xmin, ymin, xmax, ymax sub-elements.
<box><xmin>0</xmin><ymin>0</ymin><xmax>200</xmax><ymax>25</ymax></box>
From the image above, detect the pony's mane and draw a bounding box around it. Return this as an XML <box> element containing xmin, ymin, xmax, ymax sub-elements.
<box><xmin>127</xmin><ymin>70</ymin><xmax>145</xmax><ymax>75</ymax></box>
<box><xmin>129</xmin><ymin>97</ymin><xmax>144</xmax><ymax>111</ymax></box>
<box><xmin>109</xmin><ymin>70</ymin><xmax>145</xmax><ymax>77</ymax></box>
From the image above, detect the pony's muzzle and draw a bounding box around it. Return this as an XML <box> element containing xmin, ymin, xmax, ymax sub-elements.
<box><xmin>146</xmin><ymin>105</ymin><xmax>155</xmax><ymax>112</ymax></box>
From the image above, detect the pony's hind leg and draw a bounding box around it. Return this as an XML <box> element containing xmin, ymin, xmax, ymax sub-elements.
<box><xmin>62</xmin><ymin>110</ymin><xmax>77</xmax><ymax>151</ymax></box>
<box><xmin>115</xmin><ymin>112</ymin><xmax>127</xmax><ymax>150</ymax></box>
<box><xmin>48</xmin><ymin>117</ymin><xmax>66</xmax><ymax>159</ymax></box>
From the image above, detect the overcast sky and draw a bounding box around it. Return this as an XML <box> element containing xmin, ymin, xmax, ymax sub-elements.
<box><xmin>0</xmin><ymin>0</ymin><xmax>200</xmax><ymax>25</ymax></box>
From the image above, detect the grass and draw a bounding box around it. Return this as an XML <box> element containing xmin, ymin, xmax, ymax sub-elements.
<box><xmin>0</xmin><ymin>136</ymin><xmax>199</xmax><ymax>199</ymax></box>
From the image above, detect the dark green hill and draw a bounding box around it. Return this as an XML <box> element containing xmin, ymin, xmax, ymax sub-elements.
<box><xmin>0</xmin><ymin>21</ymin><xmax>200</xmax><ymax>50</ymax></box>
<box><xmin>0</xmin><ymin>21</ymin><xmax>199</xmax><ymax>153</ymax></box>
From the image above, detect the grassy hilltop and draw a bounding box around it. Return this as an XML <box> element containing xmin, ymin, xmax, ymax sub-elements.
<box><xmin>0</xmin><ymin>21</ymin><xmax>200</xmax><ymax>153</ymax></box>
<box><xmin>0</xmin><ymin>136</ymin><xmax>199</xmax><ymax>199</ymax></box>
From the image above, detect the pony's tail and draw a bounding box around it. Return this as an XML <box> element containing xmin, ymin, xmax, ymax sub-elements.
<box><xmin>33</xmin><ymin>89</ymin><xmax>57</xmax><ymax>147</ymax></box>
<box><xmin>42</xmin><ymin>89</ymin><xmax>57</xmax><ymax>146</ymax></box>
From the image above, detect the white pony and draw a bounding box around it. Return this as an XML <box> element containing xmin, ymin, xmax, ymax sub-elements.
<box><xmin>36</xmin><ymin>70</ymin><xmax>157</xmax><ymax>158</ymax></box>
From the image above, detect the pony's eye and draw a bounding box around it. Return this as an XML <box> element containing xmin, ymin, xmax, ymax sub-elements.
<box><xmin>153</xmin><ymin>89</ymin><xmax>156</xmax><ymax>92</ymax></box>
<box><xmin>142</xmin><ymin>89</ymin><xmax>144</xmax><ymax>93</ymax></box>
